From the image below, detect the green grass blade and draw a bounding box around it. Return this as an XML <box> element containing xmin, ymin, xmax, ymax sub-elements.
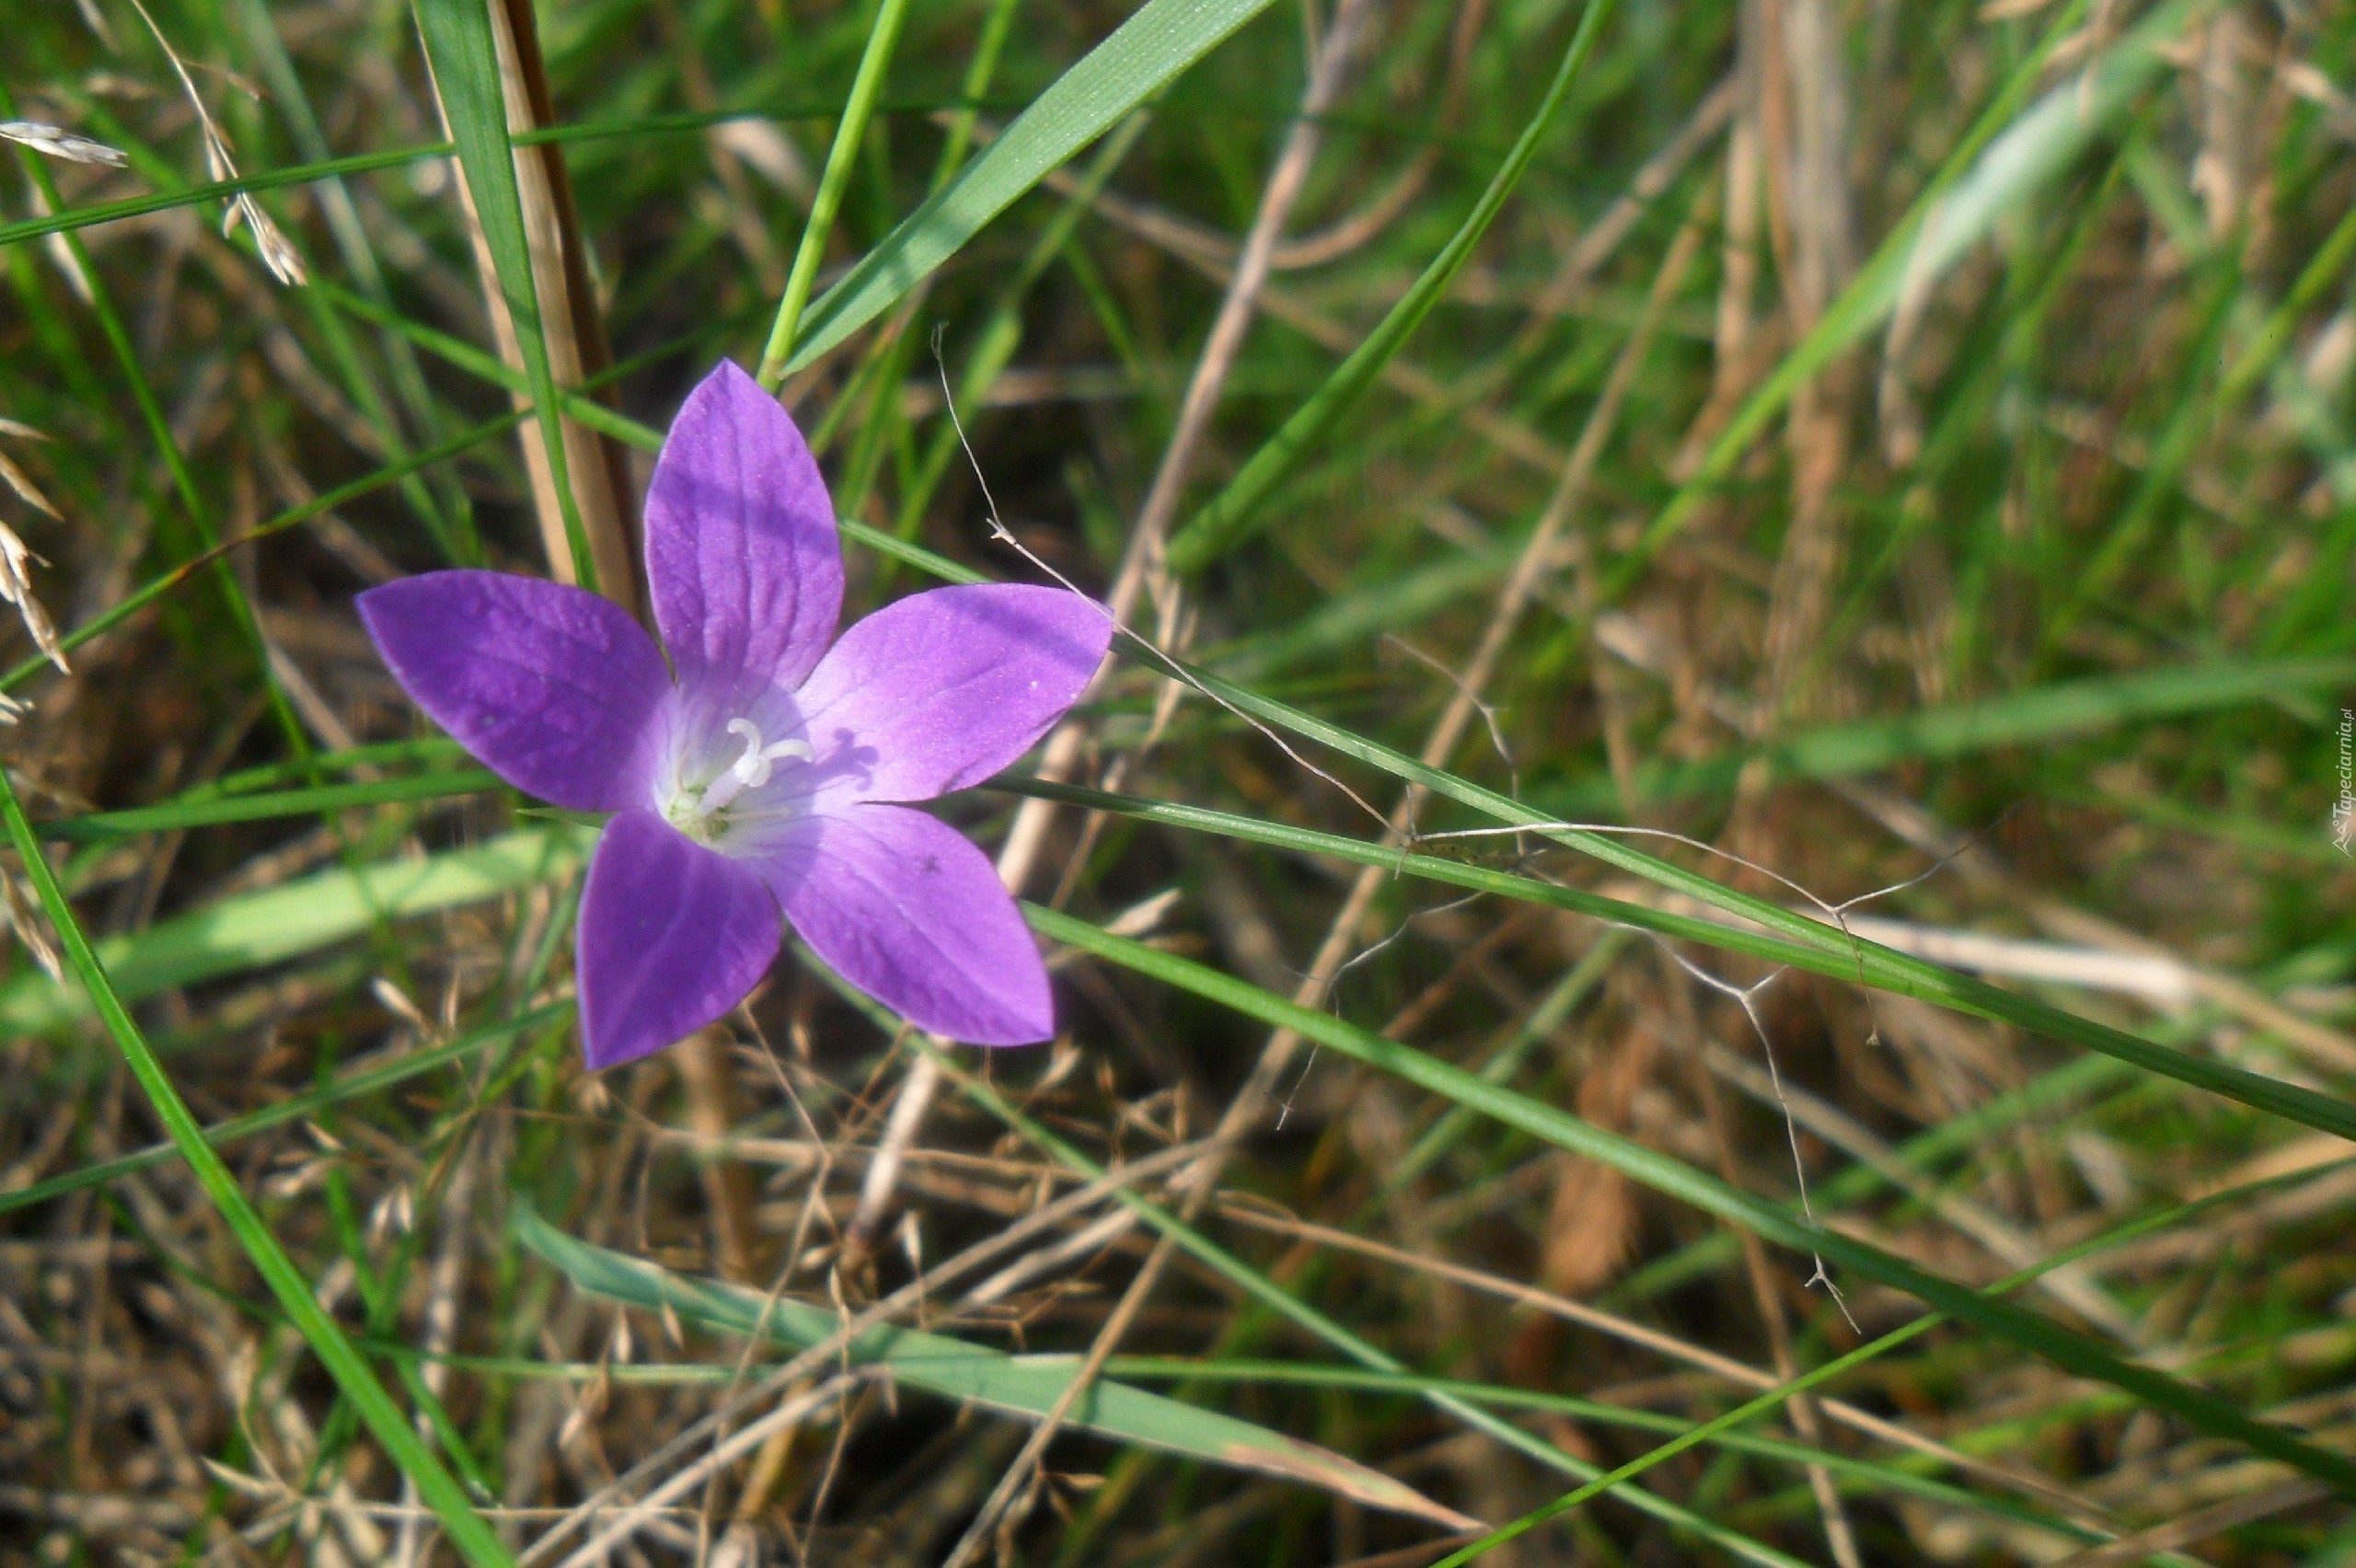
<box><xmin>768</xmin><ymin>509</ymin><xmax>2330</xmax><ymax>1162</ymax></box>
<box><xmin>0</xmin><ymin>771</ymin><xmax>514</xmax><ymax>1567</ymax></box>
<box><xmin>354</xmin><ymin>1341</ymin><xmax>2103</xmax><ymax>1539</ymax></box>
<box><xmin>1149</xmin><ymin>653</ymin><xmax>2356</xmax><ymax>1142</ymax></box>
<box><xmin>783</xmin><ymin>0</ymin><xmax>1288</xmax><ymax>374</ymax></box>
<box><xmin>756</xmin><ymin>0</ymin><xmax>914</xmax><ymax>387</ymax></box>
<box><xmin>38</xmin><ymin>769</ymin><xmax>500</xmax><ymax>842</ymax></box>
<box><xmin>0</xmin><ymin>98</ymin><xmax>1024</xmax><ymax>257</ymax></box>
<box><xmin>191</xmin><ymin>738</ymin><xmax>470</xmax><ymax>800</ymax></box>
<box><xmin>512</xmin><ymin>1205</ymin><xmax>1474</xmax><ymax>1528</ymax></box>
<box><xmin>1162</xmin><ymin>0</ymin><xmax>1621</xmax><ymax>572</ymax></box>
<box><xmin>0</xmin><ymin>143</ymin><xmax>449</xmax><ymax>251</ymax></box>
<box><xmin>778</xmin><ymin>522</ymin><xmax>2350</xmax><ymax>1147</ymax></box>
<box><xmin>1088</xmin><ymin>1360</ymin><xmax>2154</xmax><ymax>1549</ymax></box>
<box><xmin>1545</xmin><ymin>655</ymin><xmax>2356</xmax><ymax>813</ymax></box>
<box><xmin>0</xmin><ymin>1003</ymin><xmax>566</xmax><ymax>1216</ymax></box>
<box><xmin>1894</xmin><ymin>1</ymin><xmax>2199</xmax><ymax>294</ymax></box>
<box><xmin>2219</xmin><ymin>196</ymin><xmax>2356</xmax><ymax>410</ymax></box>
<box><xmin>0</xmin><ymin>827</ymin><xmax>586</xmax><ymax>1033</ymax></box>
<box><xmin>1029</xmin><ymin>905</ymin><xmax>2356</xmax><ymax>1499</ymax></box>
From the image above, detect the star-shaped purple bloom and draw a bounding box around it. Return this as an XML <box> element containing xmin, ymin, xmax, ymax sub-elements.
<box><xmin>357</xmin><ymin>362</ymin><xmax>1111</xmax><ymax>1069</ymax></box>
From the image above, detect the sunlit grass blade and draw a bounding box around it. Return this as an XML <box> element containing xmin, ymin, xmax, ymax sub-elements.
<box><xmin>0</xmin><ymin>827</ymin><xmax>586</xmax><ymax>1033</ymax></box>
<box><xmin>513</xmin><ymin>1204</ymin><xmax>1479</xmax><ymax>1530</ymax></box>
<box><xmin>1088</xmin><ymin>1360</ymin><xmax>2160</xmax><ymax>1550</ymax></box>
<box><xmin>784</xmin><ymin>0</ymin><xmax>1288</xmax><ymax>374</ymax></box>
<box><xmin>1759</xmin><ymin>654</ymin><xmax>2355</xmax><ymax>776</ymax></box>
<box><xmin>756</xmin><ymin>0</ymin><xmax>912</xmax><ymax>386</ymax></box>
<box><xmin>805</xmin><ymin>527</ymin><xmax>2335</xmax><ymax>1159</ymax></box>
<box><xmin>39</xmin><ymin>768</ymin><xmax>499</xmax><ymax>842</ymax></box>
<box><xmin>0</xmin><ymin>143</ymin><xmax>445</xmax><ymax>251</ymax></box>
<box><xmin>1548</xmin><ymin>654</ymin><xmax>2356</xmax><ymax>812</ymax></box>
<box><xmin>1144</xmin><ymin>652</ymin><xmax>2356</xmax><ymax>1142</ymax></box>
<box><xmin>0</xmin><ymin>769</ymin><xmax>514</xmax><ymax>1567</ymax></box>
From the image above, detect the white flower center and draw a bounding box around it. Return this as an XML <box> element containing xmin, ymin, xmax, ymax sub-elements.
<box><xmin>664</xmin><ymin>718</ymin><xmax>813</xmax><ymax>840</ymax></box>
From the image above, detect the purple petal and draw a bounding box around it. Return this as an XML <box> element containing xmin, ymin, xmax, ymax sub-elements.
<box><xmin>791</xmin><ymin>584</ymin><xmax>1112</xmax><ymax>804</ymax></box>
<box><xmin>762</xmin><ymin>803</ymin><xmax>1052</xmax><ymax>1045</ymax></box>
<box><xmin>358</xmin><ymin>571</ymin><xmax>671</xmax><ymax>812</ymax></box>
<box><xmin>577</xmin><ymin>810</ymin><xmax>781</xmax><ymax>1070</ymax></box>
<box><xmin>645</xmin><ymin>361</ymin><xmax>843</xmax><ymax>712</ymax></box>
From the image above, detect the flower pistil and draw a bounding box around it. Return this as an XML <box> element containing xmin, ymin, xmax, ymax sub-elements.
<box><xmin>665</xmin><ymin>717</ymin><xmax>814</xmax><ymax>839</ymax></box>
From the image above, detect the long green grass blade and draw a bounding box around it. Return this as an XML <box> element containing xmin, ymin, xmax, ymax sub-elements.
<box><xmin>1027</xmin><ymin>905</ymin><xmax>2356</xmax><ymax>1498</ymax></box>
<box><xmin>1537</xmin><ymin>655</ymin><xmax>2356</xmax><ymax>812</ymax></box>
<box><xmin>39</xmin><ymin>769</ymin><xmax>500</xmax><ymax>842</ymax></box>
<box><xmin>0</xmin><ymin>770</ymin><xmax>514</xmax><ymax>1568</ymax></box>
<box><xmin>1087</xmin><ymin>1359</ymin><xmax>2170</xmax><ymax>1549</ymax></box>
<box><xmin>0</xmin><ymin>144</ymin><xmax>443</xmax><ymax>252</ymax></box>
<box><xmin>1163</xmin><ymin>0</ymin><xmax>1620</xmax><ymax>571</ymax></box>
<box><xmin>0</xmin><ymin>827</ymin><xmax>586</xmax><ymax>1033</ymax></box>
<box><xmin>783</xmin><ymin>0</ymin><xmax>1288</xmax><ymax>374</ymax></box>
<box><xmin>789</xmin><ymin>521</ymin><xmax>2337</xmax><ymax>1161</ymax></box>
<box><xmin>756</xmin><ymin>0</ymin><xmax>914</xmax><ymax>386</ymax></box>
<box><xmin>0</xmin><ymin>98</ymin><xmax>1011</xmax><ymax>256</ymax></box>
<box><xmin>513</xmin><ymin>1204</ymin><xmax>1474</xmax><ymax>1528</ymax></box>
<box><xmin>1149</xmin><ymin>652</ymin><xmax>2356</xmax><ymax>1142</ymax></box>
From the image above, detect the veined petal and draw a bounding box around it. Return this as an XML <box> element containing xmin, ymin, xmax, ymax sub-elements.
<box><xmin>646</xmin><ymin>361</ymin><xmax>842</xmax><ymax>712</ymax></box>
<box><xmin>578</xmin><ymin>810</ymin><xmax>781</xmax><ymax>1070</ymax></box>
<box><xmin>791</xmin><ymin>584</ymin><xmax>1112</xmax><ymax>805</ymax></box>
<box><xmin>359</xmin><ymin>571</ymin><xmax>670</xmax><ymax>812</ymax></box>
<box><xmin>761</xmin><ymin>803</ymin><xmax>1052</xmax><ymax>1045</ymax></box>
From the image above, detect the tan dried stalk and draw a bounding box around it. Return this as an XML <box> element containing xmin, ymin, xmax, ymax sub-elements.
<box><xmin>436</xmin><ymin>0</ymin><xmax>641</xmax><ymax>615</ymax></box>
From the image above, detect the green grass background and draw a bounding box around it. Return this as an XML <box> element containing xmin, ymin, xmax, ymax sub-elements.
<box><xmin>1</xmin><ymin>0</ymin><xmax>2354</xmax><ymax>1562</ymax></box>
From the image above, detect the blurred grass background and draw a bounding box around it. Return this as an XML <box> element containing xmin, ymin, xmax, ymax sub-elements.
<box><xmin>3</xmin><ymin>0</ymin><xmax>2356</xmax><ymax>1563</ymax></box>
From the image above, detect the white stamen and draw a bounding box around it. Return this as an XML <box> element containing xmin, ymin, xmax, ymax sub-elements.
<box><xmin>695</xmin><ymin>718</ymin><xmax>814</xmax><ymax>817</ymax></box>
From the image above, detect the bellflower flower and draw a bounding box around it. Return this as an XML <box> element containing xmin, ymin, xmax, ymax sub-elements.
<box><xmin>358</xmin><ymin>363</ymin><xmax>1111</xmax><ymax>1069</ymax></box>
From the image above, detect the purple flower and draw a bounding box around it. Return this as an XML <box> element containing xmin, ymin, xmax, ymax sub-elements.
<box><xmin>358</xmin><ymin>363</ymin><xmax>1110</xmax><ymax>1069</ymax></box>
